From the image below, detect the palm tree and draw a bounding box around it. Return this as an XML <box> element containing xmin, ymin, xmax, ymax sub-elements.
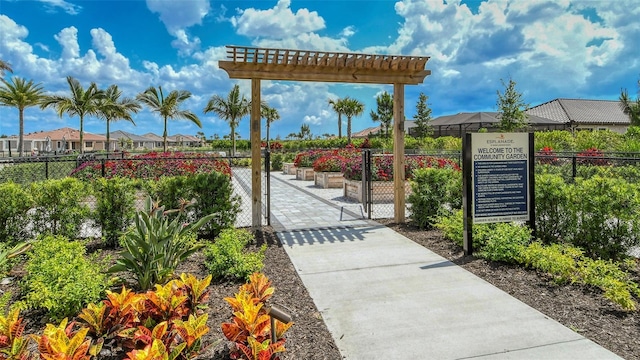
<box><xmin>620</xmin><ymin>79</ymin><xmax>640</xmax><ymax>126</ymax></box>
<box><xmin>342</xmin><ymin>97</ymin><xmax>365</xmax><ymax>144</ymax></box>
<box><xmin>0</xmin><ymin>60</ymin><xmax>13</xmax><ymax>77</ymax></box>
<box><xmin>261</xmin><ymin>104</ymin><xmax>280</xmax><ymax>149</ymax></box>
<box><xmin>97</xmin><ymin>85</ymin><xmax>141</xmax><ymax>152</ymax></box>
<box><xmin>136</xmin><ymin>86</ymin><xmax>201</xmax><ymax>152</ymax></box>
<box><xmin>0</xmin><ymin>77</ymin><xmax>45</xmax><ymax>157</ymax></box>
<box><xmin>328</xmin><ymin>98</ymin><xmax>346</xmax><ymax>139</ymax></box>
<box><xmin>40</xmin><ymin>76</ymin><xmax>104</xmax><ymax>154</ymax></box>
<box><xmin>203</xmin><ymin>84</ymin><xmax>250</xmax><ymax>156</ymax></box>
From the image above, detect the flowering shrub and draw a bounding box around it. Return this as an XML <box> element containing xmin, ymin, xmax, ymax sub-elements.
<box><xmin>313</xmin><ymin>154</ymin><xmax>346</xmax><ymax>172</ymax></box>
<box><xmin>536</xmin><ymin>146</ymin><xmax>560</xmax><ymax>165</ymax></box>
<box><xmin>293</xmin><ymin>150</ymin><xmax>325</xmax><ymax>168</ymax></box>
<box><xmin>71</xmin><ymin>152</ymin><xmax>231</xmax><ymax>181</ymax></box>
<box><xmin>343</xmin><ymin>155</ymin><xmax>460</xmax><ymax>181</ymax></box>
<box><xmin>261</xmin><ymin>142</ymin><xmax>283</xmax><ymax>151</ymax></box>
<box><xmin>577</xmin><ymin>147</ymin><xmax>609</xmax><ymax>166</ymax></box>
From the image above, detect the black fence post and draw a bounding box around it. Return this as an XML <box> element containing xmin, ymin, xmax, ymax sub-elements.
<box><xmin>45</xmin><ymin>157</ymin><xmax>49</xmax><ymax>179</ymax></box>
<box><xmin>265</xmin><ymin>150</ymin><xmax>271</xmax><ymax>226</ymax></box>
<box><xmin>101</xmin><ymin>158</ymin><xmax>106</xmax><ymax>178</ymax></box>
<box><xmin>572</xmin><ymin>154</ymin><xmax>577</xmax><ymax>179</ymax></box>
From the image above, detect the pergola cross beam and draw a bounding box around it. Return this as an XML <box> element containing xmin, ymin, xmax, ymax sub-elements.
<box><xmin>218</xmin><ymin>45</ymin><xmax>431</xmax><ymax>229</ymax></box>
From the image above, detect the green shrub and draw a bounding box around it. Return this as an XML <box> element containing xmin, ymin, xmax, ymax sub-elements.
<box><xmin>534</xmin><ymin>130</ymin><xmax>576</xmax><ymax>151</ymax></box>
<box><xmin>20</xmin><ymin>235</ymin><xmax>108</xmax><ymax>322</ymax></box>
<box><xmin>577</xmin><ymin>258</ymin><xmax>640</xmax><ymax>311</ymax></box>
<box><xmin>408</xmin><ymin>168</ymin><xmax>462</xmax><ymax>229</ymax></box>
<box><xmin>29</xmin><ymin>178</ymin><xmax>90</xmax><ymax>238</ymax></box>
<box><xmin>534</xmin><ymin>174</ymin><xmax>575</xmax><ymax>244</ymax></box>
<box><xmin>574</xmin><ymin>129</ymin><xmax>623</xmax><ymax>151</ymax></box>
<box><xmin>518</xmin><ymin>242</ymin><xmax>582</xmax><ymax>284</ymax></box>
<box><xmin>109</xmin><ymin>197</ymin><xmax>214</xmax><ymax>291</ymax></box>
<box><xmin>569</xmin><ymin>176</ymin><xmax>640</xmax><ymax>260</ymax></box>
<box><xmin>0</xmin><ymin>182</ymin><xmax>33</xmax><ymax>244</ymax></box>
<box><xmin>153</xmin><ymin>173</ymin><xmax>240</xmax><ymax>238</ymax></box>
<box><xmin>0</xmin><ymin>160</ymin><xmax>77</xmax><ymax>185</ymax></box>
<box><xmin>91</xmin><ymin>177</ymin><xmax>137</xmax><ymax>247</ymax></box>
<box><xmin>271</xmin><ymin>153</ymin><xmax>284</xmax><ymax>171</ymax></box>
<box><xmin>434</xmin><ymin>209</ymin><xmax>465</xmax><ymax>247</ymax></box>
<box><xmin>204</xmin><ymin>228</ymin><xmax>266</xmax><ymax>280</ymax></box>
<box><xmin>478</xmin><ymin>223</ymin><xmax>531</xmax><ymax>263</ymax></box>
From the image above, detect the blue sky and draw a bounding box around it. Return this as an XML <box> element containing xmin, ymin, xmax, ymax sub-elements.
<box><xmin>1</xmin><ymin>0</ymin><xmax>639</xmax><ymax>140</ymax></box>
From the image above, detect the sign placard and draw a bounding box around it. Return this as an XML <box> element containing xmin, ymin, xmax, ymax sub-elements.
<box><xmin>471</xmin><ymin>133</ymin><xmax>530</xmax><ymax>223</ymax></box>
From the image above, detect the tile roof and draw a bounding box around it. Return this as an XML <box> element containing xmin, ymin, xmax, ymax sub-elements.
<box><xmin>430</xmin><ymin>112</ymin><xmax>564</xmax><ymax>126</ymax></box>
<box><xmin>23</xmin><ymin>127</ymin><xmax>107</xmax><ymax>141</ymax></box>
<box><xmin>109</xmin><ymin>130</ymin><xmax>153</xmax><ymax>142</ymax></box>
<box><xmin>527</xmin><ymin>99</ymin><xmax>629</xmax><ymax>125</ymax></box>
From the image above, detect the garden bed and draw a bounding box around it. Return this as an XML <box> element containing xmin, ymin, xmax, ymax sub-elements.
<box><xmin>314</xmin><ymin>171</ymin><xmax>344</xmax><ymax>189</ymax></box>
<box><xmin>282</xmin><ymin>162</ymin><xmax>296</xmax><ymax>175</ymax></box>
<box><xmin>343</xmin><ymin>178</ymin><xmax>412</xmax><ymax>203</ymax></box>
<box><xmin>295</xmin><ymin>167</ymin><xmax>314</xmax><ymax>181</ymax></box>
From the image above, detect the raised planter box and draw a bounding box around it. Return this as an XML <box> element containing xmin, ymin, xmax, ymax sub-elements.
<box><xmin>314</xmin><ymin>172</ymin><xmax>344</xmax><ymax>189</ymax></box>
<box><xmin>343</xmin><ymin>179</ymin><xmax>412</xmax><ymax>203</ymax></box>
<box><xmin>283</xmin><ymin>162</ymin><xmax>297</xmax><ymax>175</ymax></box>
<box><xmin>296</xmin><ymin>167</ymin><xmax>315</xmax><ymax>181</ymax></box>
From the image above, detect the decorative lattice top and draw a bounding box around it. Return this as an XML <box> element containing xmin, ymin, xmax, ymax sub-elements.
<box><xmin>219</xmin><ymin>46</ymin><xmax>431</xmax><ymax>84</ymax></box>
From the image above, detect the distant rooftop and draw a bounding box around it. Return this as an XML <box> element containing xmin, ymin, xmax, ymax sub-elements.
<box><xmin>527</xmin><ymin>98</ymin><xmax>629</xmax><ymax>125</ymax></box>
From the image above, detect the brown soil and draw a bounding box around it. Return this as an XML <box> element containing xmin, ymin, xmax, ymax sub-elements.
<box><xmin>3</xmin><ymin>224</ymin><xmax>638</xmax><ymax>359</ymax></box>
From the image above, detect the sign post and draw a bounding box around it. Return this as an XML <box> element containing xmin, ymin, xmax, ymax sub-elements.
<box><xmin>463</xmin><ymin>132</ymin><xmax>535</xmax><ymax>256</ymax></box>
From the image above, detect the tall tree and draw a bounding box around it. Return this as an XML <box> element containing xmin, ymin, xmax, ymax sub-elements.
<box><xmin>261</xmin><ymin>104</ymin><xmax>280</xmax><ymax>149</ymax></box>
<box><xmin>0</xmin><ymin>77</ymin><xmax>45</xmax><ymax>157</ymax></box>
<box><xmin>328</xmin><ymin>98</ymin><xmax>346</xmax><ymax>139</ymax></box>
<box><xmin>298</xmin><ymin>123</ymin><xmax>312</xmax><ymax>140</ymax></box>
<box><xmin>137</xmin><ymin>86</ymin><xmax>201</xmax><ymax>152</ymax></box>
<box><xmin>370</xmin><ymin>91</ymin><xmax>393</xmax><ymax>137</ymax></box>
<box><xmin>620</xmin><ymin>79</ymin><xmax>640</xmax><ymax>126</ymax></box>
<box><xmin>0</xmin><ymin>60</ymin><xmax>13</xmax><ymax>77</ymax></box>
<box><xmin>342</xmin><ymin>97</ymin><xmax>365</xmax><ymax>144</ymax></box>
<box><xmin>203</xmin><ymin>84</ymin><xmax>250</xmax><ymax>156</ymax></box>
<box><xmin>496</xmin><ymin>77</ymin><xmax>529</xmax><ymax>132</ymax></box>
<box><xmin>97</xmin><ymin>85</ymin><xmax>141</xmax><ymax>152</ymax></box>
<box><xmin>414</xmin><ymin>92</ymin><xmax>433</xmax><ymax>138</ymax></box>
<box><xmin>41</xmin><ymin>76</ymin><xmax>104</xmax><ymax>154</ymax></box>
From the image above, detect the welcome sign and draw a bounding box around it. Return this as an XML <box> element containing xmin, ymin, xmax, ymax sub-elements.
<box><xmin>471</xmin><ymin>133</ymin><xmax>530</xmax><ymax>223</ymax></box>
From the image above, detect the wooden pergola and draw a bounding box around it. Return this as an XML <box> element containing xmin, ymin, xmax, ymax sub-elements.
<box><xmin>219</xmin><ymin>45</ymin><xmax>431</xmax><ymax>229</ymax></box>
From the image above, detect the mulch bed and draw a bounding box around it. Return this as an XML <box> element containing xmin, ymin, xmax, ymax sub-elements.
<box><xmin>3</xmin><ymin>223</ymin><xmax>638</xmax><ymax>359</ymax></box>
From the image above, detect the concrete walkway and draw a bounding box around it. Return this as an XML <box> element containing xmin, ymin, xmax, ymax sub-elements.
<box><xmin>268</xmin><ymin>173</ymin><xmax>621</xmax><ymax>360</ymax></box>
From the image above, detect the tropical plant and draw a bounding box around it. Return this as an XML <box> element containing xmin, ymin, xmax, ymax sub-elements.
<box><xmin>619</xmin><ymin>78</ymin><xmax>640</xmax><ymax>126</ymax></box>
<box><xmin>0</xmin><ymin>308</ymin><xmax>31</xmax><ymax>360</ymax></box>
<box><xmin>108</xmin><ymin>197</ymin><xmax>215</xmax><ymax>290</ymax></box>
<box><xmin>342</xmin><ymin>97</ymin><xmax>365</xmax><ymax>144</ymax></box>
<box><xmin>40</xmin><ymin>76</ymin><xmax>105</xmax><ymax>154</ymax></box>
<box><xmin>0</xmin><ymin>60</ymin><xmax>12</xmax><ymax>76</ymax></box>
<box><xmin>91</xmin><ymin>177</ymin><xmax>137</xmax><ymax>248</ymax></box>
<box><xmin>137</xmin><ymin>86</ymin><xmax>202</xmax><ymax>152</ymax></box>
<box><xmin>0</xmin><ymin>77</ymin><xmax>46</xmax><ymax>157</ymax></box>
<box><xmin>370</xmin><ymin>91</ymin><xmax>393</xmax><ymax>137</ymax></box>
<box><xmin>35</xmin><ymin>318</ymin><xmax>102</xmax><ymax>360</ymax></box>
<box><xmin>413</xmin><ymin>92</ymin><xmax>433</xmax><ymax>138</ymax></box>
<box><xmin>0</xmin><ymin>181</ymin><xmax>33</xmax><ymax>244</ymax></box>
<box><xmin>328</xmin><ymin>97</ymin><xmax>346</xmax><ymax>139</ymax></box>
<box><xmin>204</xmin><ymin>84</ymin><xmax>250</xmax><ymax>156</ymax></box>
<box><xmin>298</xmin><ymin>124</ymin><xmax>312</xmax><ymax>140</ymax></box>
<box><xmin>97</xmin><ymin>84</ymin><xmax>141</xmax><ymax>152</ymax></box>
<box><xmin>496</xmin><ymin>76</ymin><xmax>528</xmax><ymax>132</ymax></box>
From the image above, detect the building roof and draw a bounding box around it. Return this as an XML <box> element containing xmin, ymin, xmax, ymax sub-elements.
<box><xmin>23</xmin><ymin>127</ymin><xmax>107</xmax><ymax>141</ymax></box>
<box><xmin>430</xmin><ymin>112</ymin><xmax>563</xmax><ymax>127</ymax></box>
<box><xmin>352</xmin><ymin>126</ymin><xmax>381</xmax><ymax>138</ymax></box>
<box><xmin>527</xmin><ymin>98</ymin><xmax>629</xmax><ymax>125</ymax></box>
<box><xmin>109</xmin><ymin>130</ymin><xmax>152</xmax><ymax>142</ymax></box>
<box><xmin>141</xmin><ymin>133</ymin><xmax>165</xmax><ymax>142</ymax></box>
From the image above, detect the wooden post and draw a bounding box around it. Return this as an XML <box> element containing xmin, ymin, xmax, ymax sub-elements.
<box><xmin>393</xmin><ymin>83</ymin><xmax>405</xmax><ymax>223</ymax></box>
<box><xmin>251</xmin><ymin>78</ymin><xmax>262</xmax><ymax>230</ymax></box>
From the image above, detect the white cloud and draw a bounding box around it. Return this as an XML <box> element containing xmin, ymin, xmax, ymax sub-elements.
<box><xmin>37</xmin><ymin>0</ymin><xmax>81</xmax><ymax>15</ymax></box>
<box><xmin>231</xmin><ymin>0</ymin><xmax>325</xmax><ymax>38</ymax></box>
<box><xmin>145</xmin><ymin>0</ymin><xmax>209</xmax><ymax>55</ymax></box>
<box><xmin>54</xmin><ymin>26</ymin><xmax>80</xmax><ymax>59</ymax></box>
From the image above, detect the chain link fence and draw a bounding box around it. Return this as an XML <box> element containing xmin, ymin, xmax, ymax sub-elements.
<box><xmin>0</xmin><ymin>153</ymin><xmax>265</xmax><ymax>239</ymax></box>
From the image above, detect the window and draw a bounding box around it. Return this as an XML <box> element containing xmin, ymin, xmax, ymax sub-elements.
<box><xmin>85</xmin><ymin>141</ymin><xmax>93</xmax><ymax>148</ymax></box>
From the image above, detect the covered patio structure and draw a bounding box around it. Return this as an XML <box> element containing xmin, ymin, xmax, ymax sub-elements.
<box><xmin>431</xmin><ymin>112</ymin><xmax>567</xmax><ymax>137</ymax></box>
<box><xmin>219</xmin><ymin>45</ymin><xmax>431</xmax><ymax>228</ymax></box>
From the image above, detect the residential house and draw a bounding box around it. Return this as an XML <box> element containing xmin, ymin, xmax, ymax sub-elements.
<box><xmin>429</xmin><ymin>112</ymin><xmax>566</xmax><ymax>137</ymax></box>
<box><xmin>109</xmin><ymin>130</ymin><xmax>156</xmax><ymax>151</ymax></box>
<box><xmin>171</xmin><ymin>134</ymin><xmax>203</xmax><ymax>147</ymax></box>
<box><xmin>1</xmin><ymin>127</ymin><xmax>107</xmax><ymax>156</ymax></box>
<box><xmin>526</xmin><ymin>98</ymin><xmax>630</xmax><ymax>133</ymax></box>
